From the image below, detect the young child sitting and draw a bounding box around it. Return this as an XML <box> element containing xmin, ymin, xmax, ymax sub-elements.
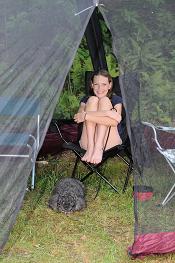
<box><xmin>73</xmin><ymin>69</ymin><xmax>122</xmax><ymax>164</ymax></box>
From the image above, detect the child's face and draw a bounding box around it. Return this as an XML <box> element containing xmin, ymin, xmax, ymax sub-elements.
<box><xmin>91</xmin><ymin>75</ymin><xmax>112</xmax><ymax>98</ymax></box>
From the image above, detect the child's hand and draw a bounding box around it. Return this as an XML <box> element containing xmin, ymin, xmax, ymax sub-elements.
<box><xmin>107</xmin><ymin>109</ymin><xmax>121</xmax><ymax>123</ymax></box>
<box><xmin>74</xmin><ymin>111</ymin><xmax>86</xmax><ymax>123</ymax></box>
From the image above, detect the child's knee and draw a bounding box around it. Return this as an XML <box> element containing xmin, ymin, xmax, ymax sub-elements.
<box><xmin>87</xmin><ymin>96</ymin><xmax>99</xmax><ymax>106</ymax></box>
<box><xmin>99</xmin><ymin>96</ymin><xmax>112</xmax><ymax>108</ymax></box>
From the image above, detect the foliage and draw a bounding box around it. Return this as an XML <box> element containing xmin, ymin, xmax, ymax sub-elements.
<box><xmin>53</xmin><ymin>89</ymin><xmax>80</xmax><ymax>119</ymax></box>
<box><xmin>70</xmin><ymin>37</ymin><xmax>93</xmax><ymax>95</ymax></box>
<box><xmin>53</xmin><ymin>36</ymin><xmax>93</xmax><ymax>119</ymax></box>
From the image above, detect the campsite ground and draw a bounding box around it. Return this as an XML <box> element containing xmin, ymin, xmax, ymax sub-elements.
<box><xmin>0</xmin><ymin>151</ymin><xmax>175</xmax><ymax>263</ymax></box>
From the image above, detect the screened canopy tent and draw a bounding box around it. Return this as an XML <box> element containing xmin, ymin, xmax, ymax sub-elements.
<box><xmin>0</xmin><ymin>0</ymin><xmax>175</xmax><ymax>258</ymax></box>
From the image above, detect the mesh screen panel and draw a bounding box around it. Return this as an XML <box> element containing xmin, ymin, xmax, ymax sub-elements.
<box><xmin>0</xmin><ymin>0</ymin><xmax>94</xmax><ymax>251</ymax></box>
<box><xmin>101</xmin><ymin>0</ymin><xmax>175</xmax><ymax>257</ymax></box>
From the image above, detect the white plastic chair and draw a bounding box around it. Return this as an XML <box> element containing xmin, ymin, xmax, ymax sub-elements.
<box><xmin>142</xmin><ymin>121</ymin><xmax>175</xmax><ymax>206</ymax></box>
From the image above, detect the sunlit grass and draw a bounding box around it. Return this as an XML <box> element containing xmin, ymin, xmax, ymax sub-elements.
<box><xmin>0</xmin><ymin>151</ymin><xmax>175</xmax><ymax>263</ymax></box>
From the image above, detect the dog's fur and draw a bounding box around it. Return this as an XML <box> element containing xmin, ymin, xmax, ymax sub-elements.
<box><xmin>48</xmin><ymin>177</ymin><xmax>86</xmax><ymax>213</ymax></box>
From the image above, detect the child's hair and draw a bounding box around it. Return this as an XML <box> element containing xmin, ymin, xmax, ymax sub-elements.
<box><xmin>88</xmin><ymin>69</ymin><xmax>113</xmax><ymax>97</ymax></box>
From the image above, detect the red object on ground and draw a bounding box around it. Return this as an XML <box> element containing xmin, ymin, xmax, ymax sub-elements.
<box><xmin>133</xmin><ymin>185</ymin><xmax>153</xmax><ymax>201</ymax></box>
<box><xmin>133</xmin><ymin>191</ymin><xmax>153</xmax><ymax>201</ymax></box>
<box><xmin>129</xmin><ymin>232</ymin><xmax>175</xmax><ymax>258</ymax></box>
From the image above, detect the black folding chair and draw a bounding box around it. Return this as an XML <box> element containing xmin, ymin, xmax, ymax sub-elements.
<box><xmin>53</xmin><ymin>113</ymin><xmax>133</xmax><ymax>195</ymax></box>
<box><xmin>53</xmin><ymin>71</ymin><xmax>133</xmax><ymax>195</ymax></box>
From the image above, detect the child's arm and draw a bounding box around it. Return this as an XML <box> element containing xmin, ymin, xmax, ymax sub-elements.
<box><xmin>77</xmin><ymin>102</ymin><xmax>86</xmax><ymax>113</ymax></box>
<box><xmin>74</xmin><ymin>103</ymin><xmax>122</xmax><ymax>126</ymax></box>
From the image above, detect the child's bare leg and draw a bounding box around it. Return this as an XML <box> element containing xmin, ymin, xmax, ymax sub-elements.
<box><xmin>90</xmin><ymin>97</ymin><xmax>112</xmax><ymax>164</ymax></box>
<box><xmin>90</xmin><ymin>127</ymin><xmax>109</xmax><ymax>164</ymax></box>
<box><xmin>79</xmin><ymin>96</ymin><xmax>98</xmax><ymax>162</ymax></box>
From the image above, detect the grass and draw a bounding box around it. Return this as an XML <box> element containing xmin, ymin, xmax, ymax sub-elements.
<box><xmin>0</xmin><ymin>151</ymin><xmax>175</xmax><ymax>263</ymax></box>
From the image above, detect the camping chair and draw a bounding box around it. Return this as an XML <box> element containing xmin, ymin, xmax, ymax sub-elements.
<box><xmin>142</xmin><ymin>121</ymin><xmax>175</xmax><ymax>206</ymax></box>
<box><xmin>53</xmin><ymin>71</ymin><xmax>133</xmax><ymax>194</ymax></box>
<box><xmin>53</xmin><ymin>110</ymin><xmax>133</xmax><ymax>195</ymax></box>
<box><xmin>54</xmin><ymin>87</ymin><xmax>133</xmax><ymax>195</ymax></box>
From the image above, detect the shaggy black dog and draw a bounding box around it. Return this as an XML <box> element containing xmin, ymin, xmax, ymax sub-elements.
<box><xmin>48</xmin><ymin>177</ymin><xmax>86</xmax><ymax>213</ymax></box>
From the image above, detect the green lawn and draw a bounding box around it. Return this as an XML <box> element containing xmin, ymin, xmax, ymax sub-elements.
<box><xmin>0</xmin><ymin>151</ymin><xmax>175</xmax><ymax>263</ymax></box>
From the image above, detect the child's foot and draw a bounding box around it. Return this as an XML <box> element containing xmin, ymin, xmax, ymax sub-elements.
<box><xmin>81</xmin><ymin>147</ymin><xmax>93</xmax><ymax>163</ymax></box>
<box><xmin>90</xmin><ymin>147</ymin><xmax>103</xmax><ymax>164</ymax></box>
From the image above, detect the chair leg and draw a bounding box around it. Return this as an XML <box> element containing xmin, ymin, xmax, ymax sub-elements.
<box><xmin>94</xmin><ymin>178</ymin><xmax>102</xmax><ymax>199</ymax></box>
<box><xmin>81</xmin><ymin>161</ymin><xmax>106</xmax><ymax>182</ymax></box>
<box><xmin>81</xmin><ymin>161</ymin><xmax>119</xmax><ymax>193</ymax></box>
<box><xmin>99</xmin><ymin>173</ymin><xmax>119</xmax><ymax>193</ymax></box>
<box><xmin>31</xmin><ymin>163</ymin><xmax>35</xmax><ymax>190</ymax></box>
<box><xmin>71</xmin><ymin>156</ymin><xmax>80</xmax><ymax>178</ymax></box>
<box><xmin>81</xmin><ymin>169</ymin><xmax>94</xmax><ymax>182</ymax></box>
<box><xmin>123</xmin><ymin>160</ymin><xmax>133</xmax><ymax>193</ymax></box>
<box><xmin>70</xmin><ymin>150</ymin><xmax>120</xmax><ymax>194</ymax></box>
